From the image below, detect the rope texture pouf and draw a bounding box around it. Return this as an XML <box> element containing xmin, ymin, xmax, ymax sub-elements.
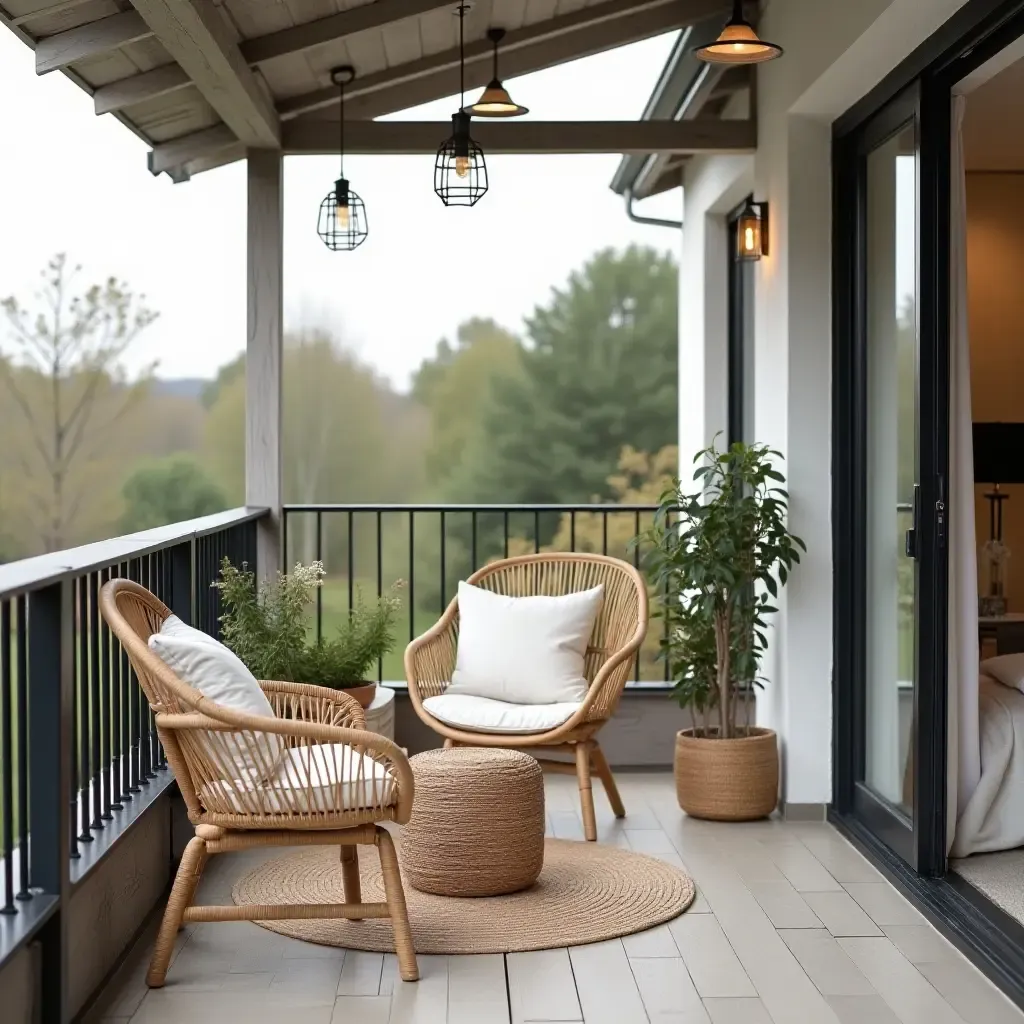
<box><xmin>232</xmin><ymin>837</ymin><xmax>695</xmax><ymax>954</ymax></box>
<box><xmin>404</xmin><ymin>747</ymin><xmax>545</xmax><ymax>896</ymax></box>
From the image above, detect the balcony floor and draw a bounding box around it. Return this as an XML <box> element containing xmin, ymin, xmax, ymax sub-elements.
<box><xmin>87</xmin><ymin>772</ymin><xmax>1023</xmax><ymax>1024</ymax></box>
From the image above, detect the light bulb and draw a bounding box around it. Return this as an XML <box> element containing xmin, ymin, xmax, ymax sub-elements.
<box><xmin>455</xmin><ymin>155</ymin><xmax>470</xmax><ymax>179</ymax></box>
<box><xmin>336</xmin><ymin>203</ymin><xmax>350</xmax><ymax>230</ymax></box>
<box><xmin>744</xmin><ymin>225</ymin><xmax>755</xmax><ymax>251</ymax></box>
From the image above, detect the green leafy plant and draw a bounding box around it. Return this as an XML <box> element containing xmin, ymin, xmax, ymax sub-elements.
<box><xmin>213</xmin><ymin>559</ymin><xmax>403</xmax><ymax>688</ymax></box>
<box><xmin>638</xmin><ymin>439</ymin><xmax>805</xmax><ymax>739</ymax></box>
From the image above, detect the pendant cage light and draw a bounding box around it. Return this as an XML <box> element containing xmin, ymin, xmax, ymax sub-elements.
<box><xmin>435</xmin><ymin>5</ymin><xmax>488</xmax><ymax>206</ymax></box>
<box><xmin>317</xmin><ymin>66</ymin><xmax>368</xmax><ymax>250</ymax></box>
<box><xmin>694</xmin><ymin>0</ymin><xmax>783</xmax><ymax>64</ymax></box>
<box><xmin>465</xmin><ymin>28</ymin><xmax>528</xmax><ymax>117</ymax></box>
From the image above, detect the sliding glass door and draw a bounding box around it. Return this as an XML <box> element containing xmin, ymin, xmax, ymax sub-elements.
<box><xmin>833</xmin><ymin>83</ymin><xmax>949</xmax><ymax>872</ymax></box>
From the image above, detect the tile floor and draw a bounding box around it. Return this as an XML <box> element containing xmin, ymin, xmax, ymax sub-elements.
<box><xmin>86</xmin><ymin>772</ymin><xmax>1024</xmax><ymax>1024</ymax></box>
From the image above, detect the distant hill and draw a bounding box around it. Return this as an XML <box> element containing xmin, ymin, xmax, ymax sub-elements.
<box><xmin>150</xmin><ymin>377</ymin><xmax>207</xmax><ymax>401</ymax></box>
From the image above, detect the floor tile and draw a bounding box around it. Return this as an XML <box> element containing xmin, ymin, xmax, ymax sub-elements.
<box><xmin>330</xmin><ymin>996</ymin><xmax>390</xmax><ymax>1024</ymax></box>
<box><xmin>629</xmin><ymin>957</ymin><xmax>707</xmax><ymax>1021</ymax></box>
<box><xmin>703</xmin><ymin>997</ymin><xmax>773</xmax><ymax>1023</ymax></box>
<box><xmin>568</xmin><ymin>940</ymin><xmax>649</xmax><ymax>1024</ymax></box>
<box><xmin>880</xmin><ymin>925</ymin><xmax>958</xmax><ymax>964</ymax></box>
<box><xmin>386</xmin><ymin>954</ymin><xmax>448</xmax><ymax>1024</ymax></box>
<box><xmin>825</xmin><ymin>994</ymin><xmax>903</xmax><ymax>1023</ymax></box>
<box><xmin>916</xmin><ymin>957</ymin><xmax>1024</xmax><ymax>1024</ymax></box>
<box><xmin>745</xmin><ymin>880</ymin><xmax>823</xmax><ymax>929</ymax></box>
<box><xmin>447</xmin><ymin>953</ymin><xmax>509</xmax><ymax>1024</ymax></box>
<box><xmin>843</xmin><ymin>883</ymin><xmax>927</xmax><ymax>927</ymax></box>
<box><xmin>336</xmin><ymin>951</ymin><xmax>382</xmax><ymax>996</ymax></box>
<box><xmin>763</xmin><ymin>841</ymin><xmax>843</xmax><ymax>893</ymax></box>
<box><xmin>507</xmin><ymin>948</ymin><xmax>581</xmax><ymax>1023</ymax></box>
<box><xmin>778</xmin><ymin>929</ymin><xmax>874</xmax><ymax>995</ymax></box>
<box><xmin>622</xmin><ymin>923</ymin><xmax>680</xmax><ymax>958</ymax></box>
<box><xmin>803</xmin><ymin>891</ymin><xmax>883</xmax><ymax>937</ymax></box>
<box><xmin>668</xmin><ymin>915</ymin><xmax>756</xmax><ymax>998</ymax></box>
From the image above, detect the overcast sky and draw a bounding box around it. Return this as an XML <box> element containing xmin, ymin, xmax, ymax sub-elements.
<box><xmin>0</xmin><ymin>27</ymin><xmax>682</xmax><ymax>391</ymax></box>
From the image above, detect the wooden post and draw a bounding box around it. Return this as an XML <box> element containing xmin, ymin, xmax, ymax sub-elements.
<box><xmin>246</xmin><ymin>150</ymin><xmax>283</xmax><ymax>576</ymax></box>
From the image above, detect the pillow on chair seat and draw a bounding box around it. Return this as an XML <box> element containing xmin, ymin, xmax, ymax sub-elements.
<box><xmin>448</xmin><ymin>581</ymin><xmax>604</xmax><ymax>704</ymax></box>
<box><xmin>423</xmin><ymin>693</ymin><xmax>581</xmax><ymax>734</ymax></box>
<box><xmin>148</xmin><ymin>615</ymin><xmax>285</xmax><ymax>780</ymax></box>
<box><xmin>200</xmin><ymin>742</ymin><xmax>397</xmax><ymax>815</ymax></box>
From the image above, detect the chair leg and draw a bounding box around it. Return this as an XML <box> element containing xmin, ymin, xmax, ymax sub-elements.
<box><xmin>376</xmin><ymin>827</ymin><xmax>419</xmax><ymax>982</ymax></box>
<box><xmin>147</xmin><ymin>836</ymin><xmax>208</xmax><ymax>988</ymax></box>
<box><xmin>443</xmin><ymin>738</ymin><xmax>456</xmax><ymax>749</ymax></box>
<box><xmin>592</xmin><ymin>743</ymin><xmax>626</xmax><ymax>819</ymax></box>
<box><xmin>576</xmin><ymin>742</ymin><xmax>597</xmax><ymax>842</ymax></box>
<box><xmin>340</xmin><ymin>843</ymin><xmax>362</xmax><ymax>920</ymax></box>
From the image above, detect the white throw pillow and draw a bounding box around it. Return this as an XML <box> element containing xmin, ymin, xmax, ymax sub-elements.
<box><xmin>448</xmin><ymin>580</ymin><xmax>604</xmax><ymax>704</ymax></box>
<box><xmin>981</xmin><ymin>654</ymin><xmax>1024</xmax><ymax>692</ymax></box>
<box><xmin>200</xmin><ymin>743</ymin><xmax>396</xmax><ymax>816</ymax></box>
<box><xmin>149</xmin><ymin>619</ymin><xmax>284</xmax><ymax>780</ymax></box>
<box><xmin>423</xmin><ymin>693</ymin><xmax>581</xmax><ymax>734</ymax></box>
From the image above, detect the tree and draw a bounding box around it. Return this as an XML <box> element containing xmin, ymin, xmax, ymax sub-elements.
<box><xmin>454</xmin><ymin>246</ymin><xmax>678</xmax><ymax>507</ymax></box>
<box><xmin>0</xmin><ymin>254</ymin><xmax>157</xmax><ymax>550</ymax></box>
<box><xmin>120</xmin><ymin>456</ymin><xmax>227</xmax><ymax>532</ymax></box>
<box><xmin>412</xmin><ymin>317</ymin><xmax>522</xmax><ymax>494</ymax></box>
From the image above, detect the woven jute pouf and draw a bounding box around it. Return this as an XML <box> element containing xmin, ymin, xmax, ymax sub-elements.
<box><xmin>403</xmin><ymin>747</ymin><xmax>545</xmax><ymax>897</ymax></box>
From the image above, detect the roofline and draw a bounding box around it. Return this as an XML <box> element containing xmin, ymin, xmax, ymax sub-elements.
<box><xmin>608</xmin><ymin>12</ymin><xmax>726</xmax><ymax>196</ymax></box>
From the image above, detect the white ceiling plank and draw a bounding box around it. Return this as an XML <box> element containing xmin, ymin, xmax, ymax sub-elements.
<box><xmin>278</xmin><ymin>0</ymin><xmax>727</xmax><ymax>119</ymax></box>
<box><xmin>129</xmin><ymin>0</ymin><xmax>280</xmax><ymax>146</ymax></box>
<box><xmin>35</xmin><ymin>10</ymin><xmax>153</xmax><ymax>73</ymax></box>
<box><xmin>93</xmin><ymin>62</ymin><xmax>191</xmax><ymax>113</ymax></box>
<box><xmin>281</xmin><ymin>117</ymin><xmax>756</xmax><ymax>154</ymax></box>
<box><xmin>239</xmin><ymin>0</ymin><xmax>457</xmax><ymax>65</ymax></box>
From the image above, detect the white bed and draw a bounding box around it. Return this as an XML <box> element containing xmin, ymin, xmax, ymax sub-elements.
<box><xmin>952</xmin><ymin>673</ymin><xmax>1024</xmax><ymax>858</ymax></box>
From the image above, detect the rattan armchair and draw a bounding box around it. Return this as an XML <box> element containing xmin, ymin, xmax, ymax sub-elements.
<box><xmin>405</xmin><ymin>553</ymin><xmax>648</xmax><ymax>842</ymax></box>
<box><xmin>99</xmin><ymin>579</ymin><xmax>418</xmax><ymax>987</ymax></box>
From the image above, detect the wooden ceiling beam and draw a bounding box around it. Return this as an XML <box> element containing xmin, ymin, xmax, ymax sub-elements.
<box><xmin>240</xmin><ymin>0</ymin><xmax>456</xmax><ymax>65</ymax></box>
<box><xmin>93</xmin><ymin>63</ymin><xmax>192</xmax><ymax>115</ymax></box>
<box><xmin>35</xmin><ymin>10</ymin><xmax>152</xmax><ymax>74</ymax></box>
<box><xmin>278</xmin><ymin>0</ymin><xmax>729</xmax><ymax>120</ymax></box>
<box><xmin>281</xmin><ymin>118</ymin><xmax>755</xmax><ymax>155</ymax></box>
<box><xmin>148</xmin><ymin>123</ymin><xmax>236</xmax><ymax>174</ymax></box>
<box><xmin>129</xmin><ymin>0</ymin><xmax>280</xmax><ymax>147</ymax></box>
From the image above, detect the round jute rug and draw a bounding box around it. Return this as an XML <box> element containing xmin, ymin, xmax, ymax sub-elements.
<box><xmin>232</xmin><ymin>838</ymin><xmax>695</xmax><ymax>954</ymax></box>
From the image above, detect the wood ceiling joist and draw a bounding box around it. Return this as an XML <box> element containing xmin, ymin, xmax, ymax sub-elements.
<box><xmin>129</xmin><ymin>0</ymin><xmax>280</xmax><ymax>147</ymax></box>
<box><xmin>239</xmin><ymin>0</ymin><xmax>456</xmax><ymax>65</ymax></box>
<box><xmin>277</xmin><ymin>0</ymin><xmax>728</xmax><ymax>121</ymax></box>
<box><xmin>147</xmin><ymin>122</ymin><xmax>236</xmax><ymax>174</ymax></box>
<box><xmin>35</xmin><ymin>10</ymin><xmax>153</xmax><ymax>74</ymax></box>
<box><xmin>283</xmin><ymin>117</ymin><xmax>755</xmax><ymax>155</ymax></box>
<box><xmin>93</xmin><ymin>63</ymin><xmax>191</xmax><ymax>114</ymax></box>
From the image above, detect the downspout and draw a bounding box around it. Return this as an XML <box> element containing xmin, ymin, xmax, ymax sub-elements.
<box><xmin>624</xmin><ymin>188</ymin><xmax>682</xmax><ymax>230</ymax></box>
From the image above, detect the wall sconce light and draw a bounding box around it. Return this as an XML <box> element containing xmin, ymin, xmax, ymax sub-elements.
<box><xmin>736</xmin><ymin>199</ymin><xmax>768</xmax><ymax>260</ymax></box>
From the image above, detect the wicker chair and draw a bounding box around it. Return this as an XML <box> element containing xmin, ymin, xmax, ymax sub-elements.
<box><xmin>99</xmin><ymin>579</ymin><xmax>418</xmax><ymax>987</ymax></box>
<box><xmin>405</xmin><ymin>553</ymin><xmax>648</xmax><ymax>842</ymax></box>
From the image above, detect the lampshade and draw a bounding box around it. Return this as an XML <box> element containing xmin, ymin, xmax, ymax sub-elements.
<box><xmin>695</xmin><ymin>0</ymin><xmax>783</xmax><ymax>64</ymax></box>
<box><xmin>973</xmin><ymin>423</ymin><xmax>1024</xmax><ymax>484</ymax></box>
<box><xmin>735</xmin><ymin>199</ymin><xmax>768</xmax><ymax>260</ymax></box>
<box><xmin>465</xmin><ymin>28</ymin><xmax>528</xmax><ymax>117</ymax></box>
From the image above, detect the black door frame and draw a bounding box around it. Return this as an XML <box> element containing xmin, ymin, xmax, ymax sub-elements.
<box><xmin>726</xmin><ymin>198</ymin><xmax>754</xmax><ymax>449</ymax></box>
<box><xmin>830</xmin><ymin>0</ymin><xmax>1024</xmax><ymax>1005</ymax></box>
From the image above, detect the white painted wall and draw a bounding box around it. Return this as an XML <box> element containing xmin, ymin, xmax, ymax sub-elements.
<box><xmin>679</xmin><ymin>0</ymin><xmax>973</xmax><ymax>804</ymax></box>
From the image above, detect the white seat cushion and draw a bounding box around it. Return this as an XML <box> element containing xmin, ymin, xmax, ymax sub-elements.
<box><xmin>423</xmin><ymin>693</ymin><xmax>581</xmax><ymax>735</ymax></box>
<box><xmin>200</xmin><ymin>743</ymin><xmax>396</xmax><ymax>815</ymax></box>
<box><xmin>449</xmin><ymin>580</ymin><xmax>604</xmax><ymax>704</ymax></box>
<box><xmin>148</xmin><ymin>616</ymin><xmax>284</xmax><ymax>780</ymax></box>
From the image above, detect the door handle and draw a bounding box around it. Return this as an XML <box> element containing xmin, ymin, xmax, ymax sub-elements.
<box><xmin>905</xmin><ymin>484</ymin><xmax>920</xmax><ymax>560</ymax></box>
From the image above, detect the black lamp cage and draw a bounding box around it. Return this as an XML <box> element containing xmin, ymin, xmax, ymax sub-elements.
<box><xmin>435</xmin><ymin>112</ymin><xmax>489</xmax><ymax>206</ymax></box>
<box><xmin>435</xmin><ymin>6</ymin><xmax>488</xmax><ymax>207</ymax></box>
<box><xmin>317</xmin><ymin>66</ymin><xmax>368</xmax><ymax>251</ymax></box>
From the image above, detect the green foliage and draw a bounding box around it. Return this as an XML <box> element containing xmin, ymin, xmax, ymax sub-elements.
<box><xmin>213</xmin><ymin>559</ymin><xmax>403</xmax><ymax>688</ymax></box>
<box><xmin>639</xmin><ymin>440</ymin><xmax>805</xmax><ymax>739</ymax></box>
<box><xmin>120</xmin><ymin>455</ymin><xmax>227</xmax><ymax>532</ymax></box>
<box><xmin>453</xmin><ymin>246</ymin><xmax>678</xmax><ymax>508</ymax></box>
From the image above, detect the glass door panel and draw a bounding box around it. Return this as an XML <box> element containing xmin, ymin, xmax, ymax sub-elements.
<box><xmin>864</xmin><ymin>124</ymin><xmax>918</xmax><ymax>818</ymax></box>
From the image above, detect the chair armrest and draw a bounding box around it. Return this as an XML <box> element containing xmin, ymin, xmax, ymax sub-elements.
<box><xmin>260</xmin><ymin>680</ymin><xmax>366</xmax><ymax>730</ymax></box>
<box><xmin>404</xmin><ymin>598</ymin><xmax>459</xmax><ymax>708</ymax></box>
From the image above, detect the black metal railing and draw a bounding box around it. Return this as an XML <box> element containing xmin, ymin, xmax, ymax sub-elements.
<box><xmin>282</xmin><ymin>504</ymin><xmax>669</xmax><ymax>687</ymax></box>
<box><xmin>0</xmin><ymin>507</ymin><xmax>265</xmax><ymax>1020</ymax></box>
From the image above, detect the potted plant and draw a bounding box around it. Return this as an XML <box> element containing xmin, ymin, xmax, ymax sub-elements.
<box><xmin>639</xmin><ymin>440</ymin><xmax>804</xmax><ymax>821</ymax></box>
<box><xmin>214</xmin><ymin>559</ymin><xmax>403</xmax><ymax>708</ymax></box>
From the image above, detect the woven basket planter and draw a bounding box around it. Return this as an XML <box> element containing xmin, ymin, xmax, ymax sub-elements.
<box><xmin>674</xmin><ymin>727</ymin><xmax>779</xmax><ymax>821</ymax></box>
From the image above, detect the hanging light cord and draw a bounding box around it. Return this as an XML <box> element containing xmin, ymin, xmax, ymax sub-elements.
<box><xmin>458</xmin><ymin>5</ymin><xmax>466</xmax><ymax>108</ymax></box>
<box><xmin>491</xmin><ymin>32</ymin><xmax>498</xmax><ymax>78</ymax></box>
<box><xmin>338</xmin><ymin>77</ymin><xmax>345</xmax><ymax>177</ymax></box>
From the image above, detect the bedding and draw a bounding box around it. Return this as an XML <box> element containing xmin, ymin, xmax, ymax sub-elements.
<box><xmin>952</xmin><ymin>673</ymin><xmax>1024</xmax><ymax>857</ymax></box>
